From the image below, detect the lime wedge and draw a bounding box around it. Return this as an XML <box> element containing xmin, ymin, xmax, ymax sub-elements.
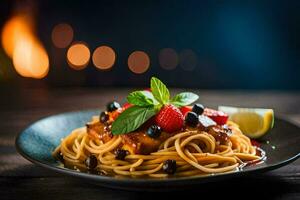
<box><xmin>218</xmin><ymin>106</ymin><xmax>274</xmax><ymax>139</ymax></box>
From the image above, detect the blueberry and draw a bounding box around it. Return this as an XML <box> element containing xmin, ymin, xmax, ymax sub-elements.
<box><xmin>163</xmin><ymin>159</ymin><xmax>176</xmax><ymax>174</ymax></box>
<box><xmin>146</xmin><ymin>125</ymin><xmax>162</xmax><ymax>138</ymax></box>
<box><xmin>85</xmin><ymin>155</ymin><xmax>98</xmax><ymax>170</ymax></box>
<box><xmin>115</xmin><ymin>149</ymin><xmax>128</xmax><ymax>160</ymax></box>
<box><xmin>99</xmin><ymin>111</ymin><xmax>109</xmax><ymax>123</ymax></box>
<box><xmin>106</xmin><ymin>101</ymin><xmax>121</xmax><ymax>112</ymax></box>
<box><xmin>192</xmin><ymin>104</ymin><xmax>204</xmax><ymax>115</ymax></box>
<box><xmin>56</xmin><ymin>152</ymin><xmax>64</xmax><ymax>162</ymax></box>
<box><xmin>185</xmin><ymin>112</ymin><xmax>199</xmax><ymax>127</ymax></box>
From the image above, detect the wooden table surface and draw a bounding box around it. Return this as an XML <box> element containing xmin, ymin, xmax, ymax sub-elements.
<box><xmin>0</xmin><ymin>87</ymin><xmax>299</xmax><ymax>200</ymax></box>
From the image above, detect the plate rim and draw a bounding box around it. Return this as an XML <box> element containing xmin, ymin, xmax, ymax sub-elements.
<box><xmin>15</xmin><ymin>110</ymin><xmax>300</xmax><ymax>185</ymax></box>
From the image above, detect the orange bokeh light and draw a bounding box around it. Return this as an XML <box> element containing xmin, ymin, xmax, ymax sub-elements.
<box><xmin>51</xmin><ymin>23</ymin><xmax>74</xmax><ymax>48</ymax></box>
<box><xmin>92</xmin><ymin>46</ymin><xmax>116</xmax><ymax>70</ymax></box>
<box><xmin>1</xmin><ymin>15</ymin><xmax>32</xmax><ymax>58</ymax></box>
<box><xmin>67</xmin><ymin>42</ymin><xmax>90</xmax><ymax>70</ymax></box>
<box><xmin>1</xmin><ymin>14</ymin><xmax>49</xmax><ymax>79</ymax></box>
<box><xmin>128</xmin><ymin>51</ymin><xmax>150</xmax><ymax>74</ymax></box>
<box><xmin>13</xmin><ymin>38</ymin><xmax>49</xmax><ymax>78</ymax></box>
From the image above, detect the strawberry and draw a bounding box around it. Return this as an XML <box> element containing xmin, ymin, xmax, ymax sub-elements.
<box><xmin>123</xmin><ymin>102</ymin><xmax>133</xmax><ymax>110</ymax></box>
<box><xmin>110</xmin><ymin>102</ymin><xmax>134</xmax><ymax>120</ymax></box>
<box><xmin>251</xmin><ymin>139</ymin><xmax>260</xmax><ymax>147</ymax></box>
<box><xmin>110</xmin><ymin>108</ymin><xmax>123</xmax><ymax>120</ymax></box>
<box><xmin>144</xmin><ymin>88</ymin><xmax>151</xmax><ymax>92</ymax></box>
<box><xmin>204</xmin><ymin>108</ymin><xmax>228</xmax><ymax>125</ymax></box>
<box><xmin>155</xmin><ymin>104</ymin><xmax>184</xmax><ymax>133</ymax></box>
<box><xmin>179</xmin><ymin>106</ymin><xmax>192</xmax><ymax>117</ymax></box>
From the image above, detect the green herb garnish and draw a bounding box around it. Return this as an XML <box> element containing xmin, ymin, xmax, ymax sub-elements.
<box><xmin>127</xmin><ymin>91</ymin><xmax>158</xmax><ymax>107</ymax></box>
<box><xmin>111</xmin><ymin>106</ymin><xmax>156</xmax><ymax>135</ymax></box>
<box><xmin>111</xmin><ymin>77</ymin><xmax>199</xmax><ymax>135</ymax></box>
<box><xmin>151</xmin><ymin>77</ymin><xmax>170</xmax><ymax>104</ymax></box>
<box><xmin>171</xmin><ymin>92</ymin><xmax>199</xmax><ymax>107</ymax></box>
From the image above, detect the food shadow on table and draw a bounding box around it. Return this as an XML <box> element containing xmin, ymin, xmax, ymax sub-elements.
<box><xmin>70</xmin><ymin>174</ymin><xmax>300</xmax><ymax>199</ymax></box>
<box><xmin>2</xmin><ymin>171</ymin><xmax>298</xmax><ymax>200</ymax></box>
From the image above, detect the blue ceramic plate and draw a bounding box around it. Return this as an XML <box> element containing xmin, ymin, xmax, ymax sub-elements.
<box><xmin>15</xmin><ymin>110</ymin><xmax>300</xmax><ymax>191</ymax></box>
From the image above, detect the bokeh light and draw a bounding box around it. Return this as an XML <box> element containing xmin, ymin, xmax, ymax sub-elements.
<box><xmin>51</xmin><ymin>23</ymin><xmax>74</xmax><ymax>48</ymax></box>
<box><xmin>179</xmin><ymin>49</ymin><xmax>198</xmax><ymax>71</ymax></box>
<box><xmin>1</xmin><ymin>14</ymin><xmax>49</xmax><ymax>78</ymax></box>
<box><xmin>13</xmin><ymin>38</ymin><xmax>49</xmax><ymax>78</ymax></box>
<box><xmin>67</xmin><ymin>42</ymin><xmax>90</xmax><ymax>70</ymax></box>
<box><xmin>128</xmin><ymin>51</ymin><xmax>150</xmax><ymax>74</ymax></box>
<box><xmin>1</xmin><ymin>15</ymin><xmax>32</xmax><ymax>58</ymax></box>
<box><xmin>92</xmin><ymin>46</ymin><xmax>116</xmax><ymax>70</ymax></box>
<box><xmin>158</xmin><ymin>48</ymin><xmax>178</xmax><ymax>70</ymax></box>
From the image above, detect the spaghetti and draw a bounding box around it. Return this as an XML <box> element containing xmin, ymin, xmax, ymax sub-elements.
<box><xmin>53</xmin><ymin>117</ymin><xmax>265</xmax><ymax>178</ymax></box>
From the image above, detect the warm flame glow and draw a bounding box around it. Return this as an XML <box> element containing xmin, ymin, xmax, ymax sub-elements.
<box><xmin>92</xmin><ymin>46</ymin><xmax>116</xmax><ymax>70</ymax></box>
<box><xmin>1</xmin><ymin>14</ymin><xmax>49</xmax><ymax>79</ymax></box>
<box><xmin>128</xmin><ymin>51</ymin><xmax>150</xmax><ymax>74</ymax></box>
<box><xmin>13</xmin><ymin>38</ymin><xmax>49</xmax><ymax>78</ymax></box>
<box><xmin>67</xmin><ymin>42</ymin><xmax>90</xmax><ymax>70</ymax></box>
<box><xmin>1</xmin><ymin>15</ymin><xmax>31</xmax><ymax>58</ymax></box>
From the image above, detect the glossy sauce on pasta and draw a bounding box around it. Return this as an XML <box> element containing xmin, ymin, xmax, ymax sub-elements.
<box><xmin>53</xmin><ymin>116</ymin><xmax>266</xmax><ymax>178</ymax></box>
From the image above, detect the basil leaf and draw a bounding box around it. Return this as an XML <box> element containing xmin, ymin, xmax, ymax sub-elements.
<box><xmin>111</xmin><ymin>106</ymin><xmax>156</xmax><ymax>135</ymax></box>
<box><xmin>150</xmin><ymin>77</ymin><xmax>170</xmax><ymax>104</ymax></box>
<box><xmin>171</xmin><ymin>92</ymin><xmax>199</xmax><ymax>107</ymax></box>
<box><xmin>127</xmin><ymin>91</ymin><xmax>157</xmax><ymax>106</ymax></box>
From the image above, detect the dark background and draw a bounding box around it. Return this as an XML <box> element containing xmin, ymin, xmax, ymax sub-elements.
<box><xmin>1</xmin><ymin>0</ymin><xmax>300</xmax><ymax>89</ymax></box>
<box><xmin>0</xmin><ymin>2</ymin><xmax>299</xmax><ymax>199</ymax></box>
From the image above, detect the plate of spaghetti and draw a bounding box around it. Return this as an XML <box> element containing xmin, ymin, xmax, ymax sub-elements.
<box><xmin>16</xmin><ymin>77</ymin><xmax>300</xmax><ymax>191</ymax></box>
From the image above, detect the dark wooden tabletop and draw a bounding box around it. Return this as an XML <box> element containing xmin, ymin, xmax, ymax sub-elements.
<box><xmin>0</xmin><ymin>87</ymin><xmax>299</xmax><ymax>200</ymax></box>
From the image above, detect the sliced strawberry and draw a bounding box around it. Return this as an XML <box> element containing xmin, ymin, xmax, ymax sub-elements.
<box><xmin>123</xmin><ymin>102</ymin><xmax>133</xmax><ymax>110</ymax></box>
<box><xmin>204</xmin><ymin>108</ymin><xmax>228</xmax><ymax>125</ymax></box>
<box><xmin>179</xmin><ymin>106</ymin><xmax>192</xmax><ymax>117</ymax></box>
<box><xmin>110</xmin><ymin>108</ymin><xmax>123</xmax><ymax>120</ymax></box>
<box><xmin>155</xmin><ymin>104</ymin><xmax>184</xmax><ymax>133</ymax></box>
<box><xmin>251</xmin><ymin>139</ymin><xmax>260</xmax><ymax>147</ymax></box>
<box><xmin>111</xmin><ymin>102</ymin><xmax>133</xmax><ymax>120</ymax></box>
